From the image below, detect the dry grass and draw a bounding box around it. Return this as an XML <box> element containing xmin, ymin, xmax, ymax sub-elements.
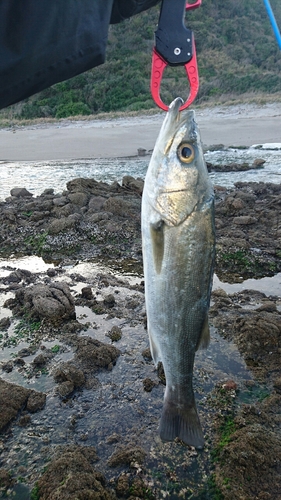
<box><xmin>1</xmin><ymin>92</ymin><xmax>281</xmax><ymax>129</ymax></box>
<box><xmin>196</xmin><ymin>91</ymin><xmax>281</xmax><ymax>108</ymax></box>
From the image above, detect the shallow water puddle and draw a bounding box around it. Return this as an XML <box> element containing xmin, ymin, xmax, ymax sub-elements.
<box><xmin>0</xmin><ymin>338</ymin><xmax>73</xmax><ymax>392</ymax></box>
<box><xmin>213</xmin><ymin>272</ymin><xmax>281</xmax><ymax>297</ymax></box>
<box><xmin>0</xmin><ymin>255</ymin><xmax>54</xmax><ymax>275</ymax></box>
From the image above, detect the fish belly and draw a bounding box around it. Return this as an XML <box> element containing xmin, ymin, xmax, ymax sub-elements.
<box><xmin>142</xmin><ymin>201</ymin><xmax>215</xmax><ymax>448</ymax></box>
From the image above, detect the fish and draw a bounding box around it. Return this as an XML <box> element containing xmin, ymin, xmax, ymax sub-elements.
<box><xmin>141</xmin><ymin>97</ymin><xmax>215</xmax><ymax>449</ymax></box>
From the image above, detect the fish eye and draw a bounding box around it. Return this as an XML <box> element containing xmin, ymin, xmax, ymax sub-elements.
<box><xmin>177</xmin><ymin>143</ymin><xmax>195</xmax><ymax>164</ymax></box>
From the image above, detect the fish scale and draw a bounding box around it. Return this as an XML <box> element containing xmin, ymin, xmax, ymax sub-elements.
<box><xmin>141</xmin><ymin>97</ymin><xmax>215</xmax><ymax>448</ymax></box>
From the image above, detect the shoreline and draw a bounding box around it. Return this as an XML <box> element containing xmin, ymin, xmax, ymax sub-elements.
<box><xmin>0</xmin><ymin>102</ymin><xmax>281</xmax><ymax>161</ymax></box>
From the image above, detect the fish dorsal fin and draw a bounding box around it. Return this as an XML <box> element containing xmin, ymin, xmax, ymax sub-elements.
<box><xmin>150</xmin><ymin>221</ymin><xmax>164</xmax><ymax>274</ymax></box>
<box><xmin>196</xmin><ymin>316</ymin><xmax>210</xmax><ymax>350</ymax></box>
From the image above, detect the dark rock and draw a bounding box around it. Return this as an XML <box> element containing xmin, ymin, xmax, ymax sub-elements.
<box><xmin>17</xmin><ymin>347</ymin><xmax>33</xmax><ymax>357</ymax></box>
<box><xmin>36</xmin><ymin>446</ymin><xmax>114</xmax><ymax>500</ymax></box>
<box><xmin>233</xmin><ymin>216</ymin><xmax>257</xmax><ymax>225</ymax></box>
<box><xmin>10</xmin><ymin>187</ymin><xmax>33</xmax><ymax>197</ymax></box>
<box><xmin>81</xmin><ymin>287</ymin><xmax>93</xmax><ymax>300</ymax></box>
<box><xmin>53</xmin><ymin>196</ymin><xmax>68</xmax><ymax>206</ymax></box>
<box><xmin>106</xmin><ymin>433</ymin><xmax>121</xmax><ymax>444</ymax></box>
<box><xmin>142</xmin><ymin>348</ymin><xmax>152</xmax><ymax>361</ymax></box>
<box><xmin>207</xmin><ymin>144</ymin><xmax>226</xmax><ymax>152</ymax></box>
<box><xmin>68</xmin><ymin>212</ymin><xmax>82</xmax><ymax>222</ymax></box>
<box><xmin>2</xmin><ymin>209</ymin><xmax>16</xmax><ymax>222</ymax></box>
<box><xmin>221</xmin><ymin>380</ymin><xmax>238</xmax><ymax>391</ymax></box>
<box><xmin>0</xmin><ymin>379</ymin><xmax>45</xmax><ymax>431</ymax></box>
<box><xmin>0</xmin><ymin>469</ymin><xmax>14</xmax><ymax>489</ymax></box>
<box><xmin>75</xmin><ymin>337</ymin><xmax>120</xmax><ymax>373</ymax></box>
<box><xmin>29</xmin><ymin>211</ymin><xmax>45</xmax><ymax>222</ymax></box>
<box><xmin>116</xmin><ymin>474</ymin><xmax>130</xmax><ymax>497</ymax></box>
<box><xmin>67</xmin><ymin>178</ymin><xmax>101</xmax><ymax>193</ymax></box>
<box><xmin>88</xmin><ymin>196</ymin><xmax>106</xmax><ymax>211</ymax></box>
<box><xmin>68</xmin><ymin>192</ymin><xmax>89</xmax><ymax>207</ymax></box>
<box><xmin>57</xmin><ymin>380</ymin><xmax>75</xmax><ymax>397</ymax></box>
<box><xmin>216</xmin><ymin>425</ymin><xmax>281</xmax><ymax>500</ymax></box>
<box><xmin>256</xmin><ymin>301</ymin><xmax>277</xmax><ymax>312</ymax></box>
<box><xmin>26</xmin><ymin>392</ymin><xmax>46</xmax><ymax>413</ymax></box>
<box><xmin>53</xmin><ymin>203</ymin><xmax>74</xmax><ymax>218</ymax></box>
<box><xmin>48</xmin><ymin>216</ymin><xmax>76</xmax><ymax>235</ymax></box>
<box><xmin>108</xmin><ymin>445</ymin><xmax>146</xmax><ymax>467</ymax></box>
<box><xmin>103</xmin><ymin>197</ymin><xmax>131</xmax><ymax>217</ymax></box>
<box><xmin>273</xmin><ymin>377</ymin><xmax>281</xmax><ymax>393</ymax></box>
<box><xmin>0</xmin><ymin>317</ymin><xmax>11</xmax><ymax>330</ymax></box>
<box><xmin>143</xmin><ymin>378</ymin><xmax>157</xmax><ymax>392</ymax></box>
<box><xmin>43</xmin><ymin>188</ymin><xmax>54</xmax><ymax>195</ymax></box>
<box><xmin>13</xmin><ymin>282</ymin><xmax>75</xmax><ymax>323</ymax></box>
<box><xmin>53</xmin><ymin>362</ymin><xmax>85</xmax><ymax>388</ymax></box>
<box><xmin>106</xmin><ymin>326</ymin><xmax>122</xmax><ymax>342</ymax></box>
<box><xmin>122</xmin><ymin>175</ymin><xmax>144</xmax><ymax>195</ymax></box>
<box><xmin>14</xmin><ymin>357</ymin><xmax>25</xmax><ymax>366</ymax></box>
<box><xmin>32</xmin><ymin>354</ymin><xmax>47</xmax><ymax>366</ymax></box>
<box><xmin>18</xmin><ymin>414</ymin><xmax>31</xmax><ymax>426</ymax></box>
<box><xmin>253</xmin><ymin>158</ymin><xmax>266</xmax><ymax>167</ymax></box>
<box><xmin>104</xmin><ymin>294</ymin><xmax>116</xmax><ymax>308</ymax></box>
<box><xmin>3</xmin><ymin>271</ymin><xmax>21</xmax><ymax>284</ymax></box>
<box><xmin>46</xmin><ymin>268</ymin><xmax>56</xmax><ymax>277</ymax></box>
<box><xmin>88</xmin><ymin>211</ymin><xmax>110</xmax><ymax>222</ymax></box>
<box><xmin>1</xmin><ymin>361</ymin><xmax>13</xmax><ymax>373</ymax></box>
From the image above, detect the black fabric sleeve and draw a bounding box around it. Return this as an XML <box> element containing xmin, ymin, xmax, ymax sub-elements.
<box><xmin>0</xmin><ymin>0</ymin><xmax>159</xmax><ymax>109</ymax></box>
<box><xmin>0</xmin><ymin>0</ymin><xmax>115</xmax><ymax>109</ymax></box>
<box><xmin>110</xmin><ymin>0</ymin><xmax>160</xmax><ymax>23</ymax></box>
<box><xmin>0</xmin><ymin>0</ymin><xmax>159</xmax><ymax>110</ymax></box>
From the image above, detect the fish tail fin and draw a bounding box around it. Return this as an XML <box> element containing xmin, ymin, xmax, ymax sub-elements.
<box><xmin>159</xmin><ymin>398</ymin><xmax>204</xmax><ymax>449</ymax></box>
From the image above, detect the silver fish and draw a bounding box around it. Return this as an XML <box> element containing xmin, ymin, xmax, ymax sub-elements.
<box><xmin>141</xmin><ymin>97</ymin><xmax>215</xmax><ymax>448</ymax></box>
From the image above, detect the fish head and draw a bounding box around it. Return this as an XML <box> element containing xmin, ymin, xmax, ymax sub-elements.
<box><xmin>146</xmin><ymin>97</ymin><xmax>213</xmax><ymax>227</ymax></box>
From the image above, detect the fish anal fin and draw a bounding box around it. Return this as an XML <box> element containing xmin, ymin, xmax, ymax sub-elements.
<box><xmin>148</xmin><ymin>329</ymin><xmax>161</xmax><ymax>366</ymax></box>
<box><xmin>159</xmin><ymin>398</ymin><xmax>204</xmax><ymax>449</ymax></box>
<box><xmin>150</xmin><ymin>221</ymin><xmax>164</xmax><ymax>274</ymax></box>
<box><xmin>196</xmin><ymin>316</ymin><xmax>210</xmax><ymax>351</ymax></box>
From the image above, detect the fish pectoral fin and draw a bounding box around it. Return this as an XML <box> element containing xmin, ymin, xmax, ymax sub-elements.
<box><xmin>150</xmin><ymin>221</ymin><xmax>164</xmax><ymax>274</ymax></box>
<box><xmin>196</xmin><ymin>315</ymin><xmax>210</xmax><ymax>351</ymax></box>
<box><xmin>159</xmin><ymin>397</ymin><xmax>204</xmax><ymax>449</ymax></box>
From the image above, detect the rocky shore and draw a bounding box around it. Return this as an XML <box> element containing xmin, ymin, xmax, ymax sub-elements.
<box><xmin>0</xmin><ymin>174</ymin><xmax>280</xmax><ymax>279</ymax></box>
<box><xmin>0</xmin><ymin>176</ymin><xmax>280</xmax><ymax>499</ymax></box>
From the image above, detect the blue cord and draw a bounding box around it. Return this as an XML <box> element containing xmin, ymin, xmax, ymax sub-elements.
<box><xmin>263</xmin><ymin>0</ymin><xmax>281</xmax><ymax>49</ymax></box>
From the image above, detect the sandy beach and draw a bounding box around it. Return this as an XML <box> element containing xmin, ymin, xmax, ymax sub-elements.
<box><xmin>0</xmin><ymin>102</ymin><xmax>281</xmax><ymax>161</ymax></box>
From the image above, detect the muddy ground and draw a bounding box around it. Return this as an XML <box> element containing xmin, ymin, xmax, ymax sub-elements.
<box><xmin>0</xmin><ymin>176</ymin><xmax>280</xmax><ymax>499</ymax></box>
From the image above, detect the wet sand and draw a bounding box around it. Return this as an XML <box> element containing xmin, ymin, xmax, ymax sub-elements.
<box><xmin>0</xmin><ymin>102</ymin><xmax>281</xmax><ymax>161</ymax></box>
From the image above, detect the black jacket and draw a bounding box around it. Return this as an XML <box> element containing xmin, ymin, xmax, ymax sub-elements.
<box><xmin>0</xmin><ymin>0</ymin><xmax>160</xmax><ymax>109</ymax></box>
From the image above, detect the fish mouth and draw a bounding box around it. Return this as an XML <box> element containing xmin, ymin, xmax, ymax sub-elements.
<box><xmin>158</xmin><ymin>188</ymin><xmax>188</xmax><ymax>194</ymax></box>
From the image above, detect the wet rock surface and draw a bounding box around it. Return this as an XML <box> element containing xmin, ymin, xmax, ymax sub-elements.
<box><xmin>0</xmin><ymin>379</ymin><xmax>46</xmax><ymax>431</ymax></box>
<box><xmin>6</xmin><ymin>282</ymin><xmax>76</xmax><ymax>323</ymax></box>
<box><xmin>0</xmin><ymin>177</ymin><xmax>280</xmax><ymax>499</ymax></box>
<box><xmin>0</xmin><ymin>177</ymin><xmax>142</xmax><ymax>264</ymax></box>
<box><xmin>210</xmin><ymin>290</ymin><xmax>281</xmax><ymax>500</ymax></box>
<box><xmin>108</xmin><ymin>445</ymin><xmax>146</xmax><ymax>468</ymax></box>
<box><xmin>207</xmin><ymin>158</ymin><xmax>266</xmax><ymax>172</ymax></box>
<box><xmin>215</xmin><ymin>182</ymin><xmax>281</xmax><ymax>279</ymax></box>
<box><xmin>210</xmin><ymin>289</ymin><xmax>281</xmax><ymax>382</ymax></box>
<box><xmin>36</xmin><ymin>446</ymin><xmax>115</xmax><ymax>500</ymax></box>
